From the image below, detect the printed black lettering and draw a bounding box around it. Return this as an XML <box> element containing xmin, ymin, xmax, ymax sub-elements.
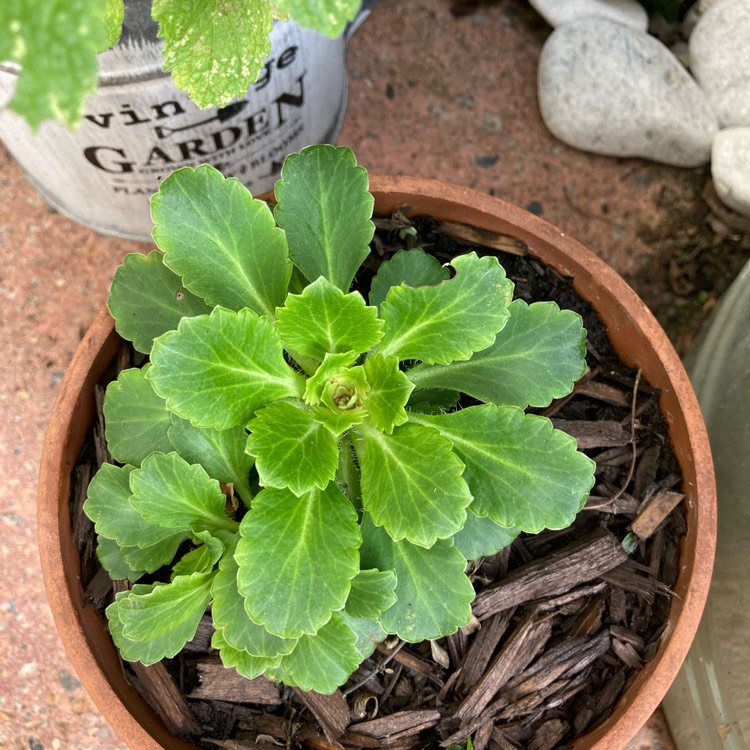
<box><xmin>119</xmin><ymin>104</ymin><xmax>151</xmax><ymax>125</ymax></box>
<box><xmin>84</xmin><ymin>113</ymin><xmax>115</xmax><ymax>129</ymax></box>
<box><xmin>145</xmin><ymin>146</ymin><xmax>174</xmax><ymax>166</ymax></box>
<box><xmin>151</xmin><ymin>100</ymin><xmax>186</xmax><ymax>120</ymax></box>
<box><xmin>274</xmin><ymin>74</ymin><xmax>305</xmax><ymax>125</ymax></box>
<box><xmin>277</xmin><ymin>46</ymin><xmax>298</xmax><ymax>69</ymax></box>
<box><xmin>177</xmin><ymin>139</ymin><xmax>211</xmax><ymax>160</ymax></box>
<box><xmin>83</xmin><ymin>146</ymin><xmax>134</xmax><ymax>173</ymax></box>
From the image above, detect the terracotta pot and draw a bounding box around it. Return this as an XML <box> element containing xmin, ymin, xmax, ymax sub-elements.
<box><xmin>37</xmin><ymin>175</ymin><xmax>717</xmax><ymax>750</ymax></box>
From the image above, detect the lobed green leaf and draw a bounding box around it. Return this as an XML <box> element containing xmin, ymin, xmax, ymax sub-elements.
<box><xmin>246</xmin><ymin>400</ymin><xmax>340</xmax><ymax>496</ymax></box>
<box><xmin>345</xmin><ymin>568</ymin><xmax>398</xmax><ymax>620</ymax></box>
<box><xmin>280</xmin><ymin>612</ymin><xmax>362</xmax><ymax>694</ymax></box>
<box><xmin>103</xmin><ymin>367</ymin><xmax>172</xmax><ymax>466</ymax></box>
<box><xmin>152</xmin><ymin>166</ymin><xmax>291</xmax><ymax>319</ymax></box>
<box><xmin>171</xmin><ymin>530</ymin><xmax>226</xmax><ymax>578</ymax></box>
<box><xmin>362</xmin><ymin>353</ymin><xmax>414</xmax><ymax>433</ymax></box>
<box><xmin>152</xmin><ymin>0</ymin><xmax>273</xmax><ymax>109</ymax></box>
<box><xmin>107</xmin><ymin>251</ymin><xmax>211</xmax><ymax>355</ymax></box>
<box><xmin>102</xmin><ymin>0</ymin><xmax>123</xmax><ymax>48</ymax></box>
<box><xmin>117</xmin><ymin>572</ymin><xmax>214</xmax><ymax>642</ymax></box>
<box><xmin>212</xmin><ymin>544</ymin><xmax>297</xmax><ymax>659</ymax></box>
<box><xmin>408</xmin><ymin>300</ymin><xmax>587</xmax><ymax>408</ymax></box>
<box><xmin>354</xmin><ymin>421</ymin><xmax>472</xmax><ymax>548</ymax></box>
<box><xmin>275</xmin><ymin>145</ymin><xmax>374</xmax><ymax>292</ymax></box>
<box><xmin>1</xmin><ymin>0</ymin><xmax>108</xmax><ymax>129</ymax></box>
<box><xmin>452</xmin><ymin>510</ymin><xmax>520</xmax><ymax>561</ymax></box>
<box><xmin>236</xmin><ymin>483</ymin><xmax>360</xmax><ymax>638</ymax></box>
<box><xmin>85</xmin><ymin>463</ymin><xmax>189</xmax><ymax>562</ymax></box>
<box><xmin>148</xmin><ymin>307</ymin><xmax>305</xmax><ymax>430</ymax></box>
<box><xmin>275</xmin><ymin>277</ymin><xmax>383</xmax><ymax>360</ymax></box>
<box><xmin>108</xmin><ymin>585</ymin><xmax>202</xmax><ymax>665</ymax></box>
<box><xmin>274</xmin><ymin>0</ymin><xmax>361</xmax><ymax>36</ymax></box>
<box><xmin>129</xmin><ymin>452</ymin><xmax>239</xmax><ymax>535</ymax></box>
<box><xmin>168</xmin><ymin>416</ymin><xmax>255</xmax><ymax>505</ymax></box>
<box><xmin>95</xmin><ymin>535</ymin><xmax>145</xmax><ymax>581</ymax></box>
<box><xmin>360</xmin><ymin>517</ymin><xmax>475</xmax><ymax>643</ymax></box>
<box><xmin>378</xmin><ymin>253</ymin><xmax>514</xmax><ymax>364</ymax></box>
<box><xmin>211</xmin><ymin>630</ymin><xmax>282</xmax><ymax>681</ymax></box>
<box><xmin>368</xmin><ymin>248</ymin><xmax>450</xmax><ymax>310</ymax></box>
<box><xmin>410</xmin><ymin>406</ymin><xmax>596</xmax><ymax>533</ymax></box>
<box><xmin>339</xmin><ymin>611</ymin><xmax>387</xmax><ymax>661</ymax></box>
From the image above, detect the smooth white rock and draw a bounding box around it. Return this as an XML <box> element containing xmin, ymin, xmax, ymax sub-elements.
<box><xmin>683</xmin><ymin>0</ymin><xmax>725</xmax><ymax>36</ymax></box>
<box><xmin>712</xmin><ymin>128</ymin><xmax>750</xmax><ymax>217</ymax></box>
<box><xmin>689</xmin><ymin>0</ymin><xmax>750</xmax><ymax>127</ymax></box>
<box><xmin>529</xmin><ymin>0</ymin><xmax>648</xmax><ymax>30</ymax></box>
<box><xmin>538</xmin><ymin>17</ymin><xmax>718</xmax><ymax>167</ymax></box>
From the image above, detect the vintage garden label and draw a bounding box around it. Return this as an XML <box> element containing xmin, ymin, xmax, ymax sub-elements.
<box><xmin>0</xmin><ymin>22</ymin><xmax>347</xmax><ymax>240</ymax></box>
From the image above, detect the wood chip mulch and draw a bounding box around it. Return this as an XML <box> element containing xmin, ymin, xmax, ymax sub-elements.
<box><xmin>71</xmin><ymin>216</ymin><xmax>687</xmax><ymax>750</ymax></box>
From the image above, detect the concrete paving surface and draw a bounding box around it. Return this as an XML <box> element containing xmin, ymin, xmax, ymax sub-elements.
<box><xmin>1</xmin><ymin>0</ymin><xmax>700</xmax><ymax>747</ymax></box>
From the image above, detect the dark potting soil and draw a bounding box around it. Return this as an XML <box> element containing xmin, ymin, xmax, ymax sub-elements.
<box><xmin>72</xmin><ymin>215</ymin><xmax>687</xmax><ymax>750</ymax></box>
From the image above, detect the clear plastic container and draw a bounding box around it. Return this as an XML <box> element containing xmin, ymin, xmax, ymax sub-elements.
<box><xmin>662</xmin><ymin>260</ymin><xmax>750</xmax><ymax>749</ymax></box>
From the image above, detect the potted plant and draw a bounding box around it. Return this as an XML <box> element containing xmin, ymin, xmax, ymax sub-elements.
<box><xmin>38</xmin><ymin>144</ymin><xmax>716</xmax><ymax>750</ymax></box>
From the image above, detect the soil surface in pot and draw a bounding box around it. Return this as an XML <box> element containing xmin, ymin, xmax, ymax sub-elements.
<box><xmin>72</xmin><ymin>217</ymin><xmax>686</xmax><ymax>750</ymax></box>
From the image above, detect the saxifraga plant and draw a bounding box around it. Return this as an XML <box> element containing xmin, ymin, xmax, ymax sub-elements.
<box><xmin>83</xmin><ymin>144</ymin><xmax>596</xmax><ymax>694</ymax></box>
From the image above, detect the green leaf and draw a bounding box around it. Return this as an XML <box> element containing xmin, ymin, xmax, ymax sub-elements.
<box><xmin>378</xmin><ymin>253</ymin><xmax>514</xmax><ymax>364</ymax></box>
<box><xmin>102</xmin><ymin>0</ymin><xmax>123</xmax><ymax>48</ymax></box>
<box><xmin>129</xmin><ymin>452</ymin><xmax>239</xmax><ymax>534</ymax></box>
<box><xmin>211</xmin><ymin>630</ymin><xmax>282</xmax><ymax>681</ymax></box>
<box><xmin>406</xmin><ymin>388</ymin><xmax>461</xmax><ymax>415</ymax></box>
<box><xmin>452</xmin><ymin>510</ymin><xmax>519</xmax><ymax>561</ymax></box>
<box><xmin>360</xmin><ymin>517</ymin><xmax>475</xmax><ymax>642</ymax></box>
<box><xmin>148</xmin><ymin>307</ymin><xmax>305</xmax><ymax>430</ymax></box>
<box><xmin>339</xmin><ymin>611</ymin><xmax>387</xmax><ymax>660</ymax></box>
<box><xmin>304</xmin><ymin>351</ymin><xmax>358</xmax><ymax>403</ymax></box>
<box><xmin>168</xmin><ymin>416</ymin><xmax>255</xmax><ymax>504</ymax></box>
<box><xmin>281</xmin><ymin>612</ymin><xmax>362</xmax><ymax>693</ymax></box>
<box><xmin>276</xmin><ymin>277</ymin><xmax>383</xmax><ymax>360</ymax></box>
<box><xmin>172</xmin><ymin>530</ymin><xmax>226</xmax><ymax>578</ymax></box>
<box><xmin>95</xmin><ymin>535</ymin><xmax>144</xmax><ymax>581</ymax></box>
<box><xmin>85</xmin><ymin>463</ymin><xmax>189</xmax><ymax>561</ymax></box>
<box><xmin>354</xmin><ymin>421</ymin><xmax>472</xmax><ymax>548</ymax></box>
<box><xmin>1</xmin><ymin>0</ymin><xmax>108</xmax><ymax>129</ymax></box>
<box><xmin>117</xmin><ymin>571</ymin><xmax>214</xmax><ymax>642</ymax></box>
<box><xmin>108</xmin><ymin>585</ymin><xmax>201</xmax><ymax>665</ymax></box>
<box><xmin>103</xmin><ymin>367</ymin><xmax>172</xmax><ymax>466</ymax></box>
<box><xmin>152</xmin><ymin>0</ymin><xmax>273</xmax><ymax>109</ymax></box>
<box><xmin>362</xmin><ymin>354</ymin><xmax>414</xmax><ymax>433</ymax></box>
<box><xmin>369</xmin><ymin>248</ymin><xmax>450</xmax><ymax>309</ymax></box>
<box><xmin>107</xmin><ymin>251</ymin><xmax>211</xmax><ymax>355</ymax></box>
<box><xmin>304</xmin><ymin>353</ymin><xmax>368</xmax><ymax>434</ymax></box>
<box><xmin>246</xmin><ymin>400</ymin><xmax>340</xmax><ymax>496</ymax></box>
<box><xmin>275</xmin><ymin>145</ymin><xmax>374</xmax><ymax>292</ymax></box>
<box><xmin>407</xmin><ymin>300</ymin><xmax>587</xmax><ymax>408</ymax></box>
<box><xmin>107</xmin><ymin>582</ymin><xmax>211</xmax><ymax>665</ymax></box>
<box><xmin>409</xmin><ymin>406</ymin><xmax>595</xmax><ymax>533</ymax></box>
<box><xmin>152</xmin><ymin>166</ymin><xmax>291</xmax><ymax>319</ymax></box>
<box><xmin>345</xmin><ymin>569</ymin><xmax>398</xmax><ymax>620</ymax></box>
<box><xmin>310</xmin><ymin>404</ymin><xmax>367</xmax><ymax>435</ymax></box>
<box><xmin>118</xmin><ymin>535</ymin><xmax>188</xmax><ymax>576</ymax></box>
<box><xmin>236</xmin><ymin>483</ymin><xmax>361</xmax><ymax>638</ymax></box>
<box><xmin>274</xmin><ymin>0</ymin><xmax>361</xmax><ymax>36</ymax></box>
<box><xmin>212</xmin><ymin>545</ymin><xmax>297</xmax><ymax>659</ymax></box>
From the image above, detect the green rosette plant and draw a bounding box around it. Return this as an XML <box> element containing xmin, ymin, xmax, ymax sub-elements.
<box><xmin>84</xmin><ymin>144</ymin><xmax>596</xmax><ymax>694</ymax></box>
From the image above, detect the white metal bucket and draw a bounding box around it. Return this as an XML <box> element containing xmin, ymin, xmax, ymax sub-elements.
<box><xmin>0</xmin><ymin>2</ymin><xmax>350</xmax><ymax>240</ymax></box>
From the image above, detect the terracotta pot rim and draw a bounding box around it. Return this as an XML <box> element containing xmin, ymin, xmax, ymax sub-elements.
<box><xmin>37</xmin><ymin>174</ymin><xmax>717</xmax><ymax>750</ymax></box>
